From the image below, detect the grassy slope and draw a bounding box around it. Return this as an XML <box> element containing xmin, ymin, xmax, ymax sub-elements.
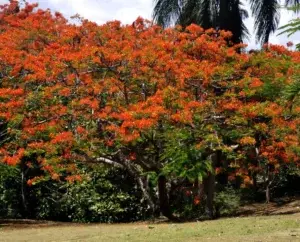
<box><xmin>1</xmin><ymin>214</ymin><xmax>300</xmax><ymax>242</ymax></box>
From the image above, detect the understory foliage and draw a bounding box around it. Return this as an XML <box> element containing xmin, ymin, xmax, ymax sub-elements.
<box><xmin>0</xmin><ymin>1</ymin><xmax>299</xmax><ymax>222</ymax></box>
<box><xmin>0</xmin><ymin>163</ymin><xmax>147</xmax><ymax>222</ymax></box>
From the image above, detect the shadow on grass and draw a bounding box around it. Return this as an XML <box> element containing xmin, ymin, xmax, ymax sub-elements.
<box><xmin>1</xmin><ymin>196</ymin><xmax>300</xmax><ymax>228</ymax></box>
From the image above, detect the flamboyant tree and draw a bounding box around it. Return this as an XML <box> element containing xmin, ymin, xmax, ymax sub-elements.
<box><xmin>0</xmin><ymin>1</ymin><xmax>299</xmax><ymax>219</ymax></box>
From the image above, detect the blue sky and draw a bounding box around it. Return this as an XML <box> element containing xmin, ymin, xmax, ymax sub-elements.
<box><xmin>1</xmin><ymin>0</ymin><xmax>300</xmax><ymax>49</ymax></box>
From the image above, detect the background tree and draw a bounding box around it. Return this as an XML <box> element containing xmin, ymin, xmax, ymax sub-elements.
<box><xmin>278</xmin><ymin>3</ymin><xmax>300</xmax><ymax>49</ymax></box>
<box><xmin>153</xmin><ymin>0</ymin><xmax>300</xmax><ymax>45</ymax></box>
<box><xmin>153</xmin><ymin>0</ymin><xmax>249</xmax><ymax>44</ymax></box>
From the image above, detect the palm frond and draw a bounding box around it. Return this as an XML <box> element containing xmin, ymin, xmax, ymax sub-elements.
<box><xmin>285</xmin><ymin>0</ymin><xmax>300</xmax><ymax>9</ymax></box>
<box><xmin>249</xmin><ymin>0</ymin><xmax>280</xmax><ymax>44</ymax></box>
<box><xmin>153</xmin><ymin>0</ymin><xmax>184</xmax><ymax>27</ymax></box>
<box><xmin>153</xmin><ymin>0</ymin><xmax>248</xmax><ymax>43</ymax></box>
<box><xmin>278</xmin><ymin>18</ymin><xmax>300</xmax><ymax>37</ymax></box>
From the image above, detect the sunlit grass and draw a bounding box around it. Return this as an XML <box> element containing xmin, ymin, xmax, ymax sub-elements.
<box><xmin>1</xmin><ymin>213</ymin><xmax>300</xmax><ymax>242</ymax></box>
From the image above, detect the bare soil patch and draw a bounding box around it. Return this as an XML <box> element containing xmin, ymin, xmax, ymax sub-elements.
<box><xmin>239</xmin><ymin>196</ymin><xmax>300</xmax><ymax>216</ymax></box>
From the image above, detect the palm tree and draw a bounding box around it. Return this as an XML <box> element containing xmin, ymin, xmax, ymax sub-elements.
<box><xmin>153</xmin><ymin>0</ymin><xmax>249</xmax><ymax>44</ymax></box>
<box><xmin>153</xmin><ymin>0</ymin><xmax>300</xmax><ymax>45</ymax></box>
<box><xmin>278</xmin><ymin>3</ymin><xmax>300</xmax><ymax>49</ymax></box>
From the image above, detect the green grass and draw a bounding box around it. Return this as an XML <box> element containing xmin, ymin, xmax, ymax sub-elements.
<box><xmin>1</xmin><ymin>214</ymin><xmax>300</xmax><ymax>242</ymax></box>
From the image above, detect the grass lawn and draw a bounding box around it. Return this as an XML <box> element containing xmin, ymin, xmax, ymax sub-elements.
<box><xmin>1</xmin><ymin>213</ymin><xmax>300</xmax><ymax>242</ymax></box>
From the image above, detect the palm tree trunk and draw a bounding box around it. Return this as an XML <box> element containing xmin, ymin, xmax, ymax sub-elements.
<box><xmin>219</xmin><ymin>0</ymin><xmax>229</xmax><ymax>31</ymax></box>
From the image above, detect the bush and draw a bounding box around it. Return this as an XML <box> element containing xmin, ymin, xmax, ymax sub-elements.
<box><xmin>0</xmin><ymin>163</ymin><xmax>21</xmax><ymax>218</ymax></box>
<box><xmin>215</xmin><ymin>187</ymin><xmax>241</xmax><ymax>217</ymax></box>
<box><xmin>33</xmin><ymin>166</ymin><xmax>149</xmax><ymax>223</ymax></box>
<box><xmin>272</xmin><ymin>164</ymin><xmax>300</xmax><ymax>198</ymax></box>
<box><xmin>0</xmin><ymin>163</ymin><xmax>149</xmax><ymax>223</ymax></box>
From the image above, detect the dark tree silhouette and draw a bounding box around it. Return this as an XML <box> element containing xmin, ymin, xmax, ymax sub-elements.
<box><xmin>153</xmin><ymin>0</ymin><xmax>300</xmax><ymax>44</ymax></box>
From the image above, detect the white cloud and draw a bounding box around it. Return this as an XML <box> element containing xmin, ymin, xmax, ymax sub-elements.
<box><xmin>36</xmin><ymin>0</ymin><xmax>153</xmax><ymax>24</ymax></box>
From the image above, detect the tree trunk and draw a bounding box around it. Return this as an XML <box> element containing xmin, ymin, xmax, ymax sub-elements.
<box><xmin>137</xmin><ymin>176</ymin><xmax>156</xmax><ymax>215</ymax></box>
<box><xmin>203</xmin><ymin>172</ymin><xmax>215</xmax><ymax>219</ymax></box>
<box><xmin>20</xmin><ymin>169</ymin><xmax>28</xmax><ymax>218</ymax></box>
<box><xmin>219</xmin><ymin>0</ymin><xmax>229</xmax><ymax>31</ymax></box>
<box><xmin>198</xmin><ymin>180</ymin><xmax>205</xmax><ymax>199</ymax></box>
<box><xmin>266</xmin><ymin>184</ymin><xmax>271</xmax><ymax>203</ymax></box>
<box><xmin>265</xmin><ymin>166</ymin><xmax>274</xmax><ymax>203</ymax></box>
<box><xmin>158</xmin><ymin>175</ymin><xmax>171</xmax><ymax>217</ymax></box>
<box><xmin>120</xmin><ymin>157</ymin><xmax>157</xmax><ymax>217</ymax></box>
<box><xmin>157</xmin><ymin>175</ymin><xmax>179</xmax><ymax>221</ymax></box>
<box><xmin>252</xmin><ymin>172</ymin><xmax>258</xmax><ymax>191</ymax></box>
<box><xmin>202</xmin><ymin>152</ymin><xmax>218</xmax><ymax>219</ymax></box>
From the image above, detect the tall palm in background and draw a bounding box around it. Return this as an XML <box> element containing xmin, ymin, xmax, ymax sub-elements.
<box><xmin>249</xmin><ymin>0</ymin><xmax>299</xmax><ymax>43</ymax></box>
<box><xmin>153</xmin><ymin>0</ymin><xmax>300</xmax><ymax>45</ymax></box>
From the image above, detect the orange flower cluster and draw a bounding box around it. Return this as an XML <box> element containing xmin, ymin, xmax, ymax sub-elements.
<box><xmin>65</xmin><ymin>175</ymin><xmax>82</xmax><ymax>183</ymax></box>
<box><xmin>51</xmin><ymin>132</ymin><xmax>74</xmax><ymax>144</ymax></box>
<box><xmin>3</xmin><ymin>148</ymin><xmax>25</xmax><ymax>166</ymax></box>
<box><xmin>239</xmin><ymin>136</ymin><xmax>256</xmax><ymax>146</ymax></box>
<box><xmin>249</xmin><ymin>78</ymin><xmax>263</xmax><ymax>88</ymax></box>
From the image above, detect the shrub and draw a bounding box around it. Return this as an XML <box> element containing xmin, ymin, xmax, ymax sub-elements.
<box><xmin>0</xmin><ymin>163</ymin><xmax>21</xmax><ymax>218</ymax></box>
<box><xmin>0</xmin><ymin>163</ymin><xmax>149</xmax><ymax>222</ymax></box>
<box><xmin>215</xmin><ymin>187</ymin><xmax>241</xmax><ymax>217</ymax></box>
